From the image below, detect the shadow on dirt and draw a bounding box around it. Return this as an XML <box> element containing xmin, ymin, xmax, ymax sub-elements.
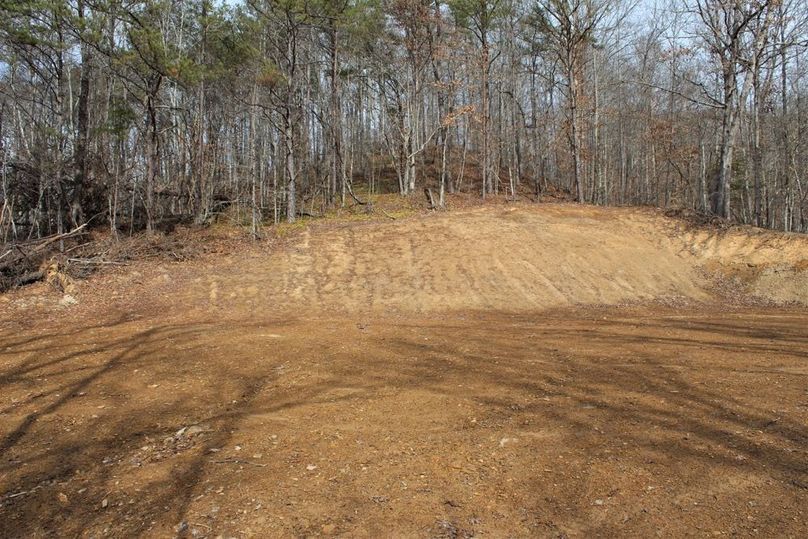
<box><xmin>0</xmin><ymin>309</ymin><xmax>806</xmax><ymax>536</ymax></box>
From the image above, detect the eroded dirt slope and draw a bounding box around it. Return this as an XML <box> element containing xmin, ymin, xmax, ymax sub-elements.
<box><xmin>169</xmin><ymin>204</ymin><xmax>806</xmax><ymax>316</ymax></box>
<box><xmin>676</xmin><ymin>224</ymin><xmax>808</xmax><ymax>304</ymax></box>
<box><xmin>205</xmin><ymin>205</ymin><xmax>710</xmax><ymax>313</ymax></box>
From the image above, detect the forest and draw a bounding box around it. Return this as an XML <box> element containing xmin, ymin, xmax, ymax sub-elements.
<box><xmin>0</xmin><ymin>0</ymin><xmax>807</xmax><ymax>243</ymax></box>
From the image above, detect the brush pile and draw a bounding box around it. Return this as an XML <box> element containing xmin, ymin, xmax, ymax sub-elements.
<box><xmin>0</xmin><ymin>227</ymin><xmax>203</xmax><ymax>292</ymax></box>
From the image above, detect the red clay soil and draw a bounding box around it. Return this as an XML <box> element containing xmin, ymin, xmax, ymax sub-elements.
<box><xmin>0</xmin><ymin>205</ymin><xmax>806</xmax><ymax>538</ymax></box>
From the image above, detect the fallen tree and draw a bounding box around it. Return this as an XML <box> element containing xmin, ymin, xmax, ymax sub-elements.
<box><xmin>0</xmin><ymin>224</ymin><xmax>88</xmax><ymax>291</ymax></box>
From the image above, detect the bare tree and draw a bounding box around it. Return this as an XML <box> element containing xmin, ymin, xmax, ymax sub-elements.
<box><xmin>690</xmin><ymin>0</ymin><xmax>775</xmax><ymax>219</ymax></box>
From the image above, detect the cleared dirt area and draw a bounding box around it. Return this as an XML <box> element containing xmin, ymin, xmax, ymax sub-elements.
<box><xmin>1</xmin><ymin>204</ymin><xmax>807</xmax><ymax>537</ymax></box>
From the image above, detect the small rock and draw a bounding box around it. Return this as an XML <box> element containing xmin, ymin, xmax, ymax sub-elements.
<box><xmin>594</xmin><ymin>499</ymin><xmax>604</xmax><ymax>506</ymax></box>
<box><xmin>59</xmin><ymin>295</ymin><xmax>78</xmax><ymax>307</ymax></box>
<box><xmin>186</xmin><ymin>425</ymin><xmax>205</xmax><ymax>436</ymax></box>
<box><xmin>101</xmin><ymin>498</ymin><xmax>109</xmax><ymax>509</ymax></box>
<box><xmin>322</xmin><ymin>523</ymin><xmax>337</xmax><ymax>535</ymax></box>
<box><xmin>499</xmin><ymin>437</ymin><xmax>518</xmax><ymax>448</ymax></box>
<box><xmin>306</xmin><ymin>464</ymin><xmax>317</xmax><ymax>471</ymax></box>
<box><xmin>57</xmin><ymin>492</ymin><xmax>69</xmax><ymax>505</ymax></box>
<box><xmin>175</xmin><ymin>424</ymin><xmax>205</xmax><ymax>438</ymax></box>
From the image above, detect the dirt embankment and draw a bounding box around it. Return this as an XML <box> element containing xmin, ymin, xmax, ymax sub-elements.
<box><xmin>0</xmin><ymin>204</ymin><xmax>805</xmax><ymax>322</ymax></box>
<box><xmin>164</xmin><ymin>204</ymin><xmax>807</xmax><ymax>316</ymax></box>
<box><xmin>674</xmin><ymin>225</ymin><xmax>808</xmax><ymax>305</ymax></box>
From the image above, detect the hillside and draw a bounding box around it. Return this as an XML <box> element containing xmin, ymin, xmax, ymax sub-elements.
<box><xmin>37</xmin><ymin>203</ymin><xmax>805</xmax><ymax>319</ymax></box>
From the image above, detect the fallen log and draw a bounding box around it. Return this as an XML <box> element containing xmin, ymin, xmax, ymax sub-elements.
<box><xmin>0</xmin><ymin>223</ymin><xmax>88</xmax><ymax>272</ymax></box>
<box><xmin>0</xmin><ymin>223</ymin><xmax>89</xmax><ymax>291</ymax></box>
<box><xmin>424</xmin><ymin>188</ymin><xmax>436</xmax><ymax>210</ymax></box>
<box><xmin>14</xmin><ymin>270</ymin><xmax>44</xmax><ymax>287</ymax></box>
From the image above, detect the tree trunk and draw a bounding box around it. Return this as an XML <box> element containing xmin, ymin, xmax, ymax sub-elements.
<box><xmin>284</xmin><ymin>109</ymin><xmax>296</xmax><ymax>224</ymax></box>
<box><xmin>567</xmin><ymin>53</ymin><xmax>583</xmax><ymax>203</ymax></box>
<box><xmin>481</xmin><ymin>39</ymin><xmax>490</xmax><ymax>198</ymax></box>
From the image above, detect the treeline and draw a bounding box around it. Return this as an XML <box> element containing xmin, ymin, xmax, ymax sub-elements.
<box><xmin>1</xmin><ymin>0</ymin><xmax>806</xmax><ymax>242</ymax></box>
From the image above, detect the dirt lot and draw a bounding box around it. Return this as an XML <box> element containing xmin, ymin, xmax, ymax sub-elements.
<box><xmin>0</xmin><ymin>205</ymin><xmax>807</xmax><ymax>537</ymax></box>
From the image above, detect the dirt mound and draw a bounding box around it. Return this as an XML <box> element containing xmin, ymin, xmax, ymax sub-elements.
<box><xmin>173</xmin><ymin>205</ymin><xmax>698</xmax><ymax>314</ymax></box>
<box><xmin>169</xmin><ymin>204</ymin><xmax>805</xmax><ymax>315</ymax></box>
